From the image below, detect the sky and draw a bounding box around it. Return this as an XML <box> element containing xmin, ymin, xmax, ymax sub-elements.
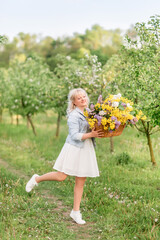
<box><xmin>1</xmin><ymin>0</ymin><xmax>160</xmax><ymax>40</ymax></box>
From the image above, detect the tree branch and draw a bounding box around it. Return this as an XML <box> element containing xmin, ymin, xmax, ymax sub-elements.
<box><xmin>134</xmin><ymin>124</ymin><xmax>146</xmax><ymax>133</ymax></box>
<box><xmin>141</xmin><ymin>120</ymin><xmax>149</xmax><ymax>134</ymax></box>
<box><xmin>150</xmin><ymin>128</ymin><xmax>160</xmax><ymax>135</ymax></box>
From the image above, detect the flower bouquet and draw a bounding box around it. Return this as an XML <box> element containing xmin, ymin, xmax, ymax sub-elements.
<box><xmin>84</xmin><ymin>93</ymin><xmax>146</xmax><ymax>138</ymax></box>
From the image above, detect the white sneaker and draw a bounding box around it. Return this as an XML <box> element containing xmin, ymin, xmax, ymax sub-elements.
<box><xmin>70</xmin><ymin>210</ymin><xmax>86</xmax><ymax>224</ymax></box>
<box><xmin>25</xmin><ymin>174</ymin><xmax>39</xmax><ymax>192</ymax></box>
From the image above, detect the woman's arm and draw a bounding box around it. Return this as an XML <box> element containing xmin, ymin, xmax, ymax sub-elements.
<box><xmin>81</xmin><ymin>129</ymin><xmax>104</xmax><ymax>140</ymax></box>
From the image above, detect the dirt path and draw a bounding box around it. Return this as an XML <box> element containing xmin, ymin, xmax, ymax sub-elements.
<box><xmin>0</xmin><ymin>158</ymin><xmax>94</xmax><ymax>239</ymax></box>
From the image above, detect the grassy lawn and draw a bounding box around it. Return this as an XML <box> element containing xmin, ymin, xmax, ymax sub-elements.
<box><xmin>0</xmin><ymin>110</ymin><xmax>160</xmax><ymax>239</ymax></box>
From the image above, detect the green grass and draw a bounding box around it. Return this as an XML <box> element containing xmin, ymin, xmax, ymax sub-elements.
<box><xmin>0</xmin><ymin>168</ymin><xmax>76</xmax><ymax>240</ymax></box>
<box><xmin>0</xmin><ymin>110</ymin><xmax>160</xmax><ymax>239</ymax></box>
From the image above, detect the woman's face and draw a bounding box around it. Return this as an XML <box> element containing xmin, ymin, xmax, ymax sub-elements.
<box><xmin>73</xmin><ymin>92</ymin><xmax>87</xmax><ymax>108</ymax></box>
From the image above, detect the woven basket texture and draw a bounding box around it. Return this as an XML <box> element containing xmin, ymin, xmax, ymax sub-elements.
<box><xmin>95</xmin><ymin>123</ymin><xmax>125</xmax><ymax>138</ymax></box>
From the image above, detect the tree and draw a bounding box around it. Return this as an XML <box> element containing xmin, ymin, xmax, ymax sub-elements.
<box><xmin>0</xmin><ymin>68</ymin><xmax>8</xmax><ymax>122</ymax></box>
<box><xmin>52</xmin><ymin>54</ymin><xmax>107</xmax><ymax>136</ymax></box>
<box><xmin>110</xmin><ymin>15</ymin><xmax>160</xmax><ymax>165</ymax></box>
<box><xmin>7</xmin><ymin>55</ymin><xmax>53</xmax><ymax>135</ymax></box>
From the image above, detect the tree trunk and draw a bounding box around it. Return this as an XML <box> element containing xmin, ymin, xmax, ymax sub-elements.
<box><xmin>146</xmin><ymin>132</ymin><xmax>156</xmax><ymax>166</ymax></box>
<box><xmin>27</xmin><ymin>115</ymin><xmax>36</xmax><ymax>136</ymax></box>
<box><xmin>16</xmin><ymin>115</ymin><xmax>19</xmax><ymax>125</ymax></box>
<box><xmin>56</xmin><ymin>112</ymin><xmax>61</xmax><ymax>137</ymax></box>
<box><xmin>0</xmin><ymin>108</ymin><xmax>2</xmax><ymax>123</ymax></box>
<box><xmin>110</xmin><ymin>137</ymin><xmax>114</xmax><ymax>153</ymax></box>
<box><xmin>27</xmin><ymin>117</ymin><xmax>30</xmax><ymax>128</ymax></box>
<box><xmin>141</xmin><ymin>120</ymin><xmax>156</xmax><ymax>166</ymax></box>
<box><xmin>10</xmin><ymin>112</ymin><xmax>13</xmax><ymax>124</ymax></box>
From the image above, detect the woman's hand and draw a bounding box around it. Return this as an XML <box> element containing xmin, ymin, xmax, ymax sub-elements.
<box><xmin>91</xmin><ymin>128</ymin><xmax>105</xmax><ymax>138</ymax></box>
<box><xmin>81</xmin><ymin>128</ymin><xmax>105</xmax><ymax>140</ymax></box>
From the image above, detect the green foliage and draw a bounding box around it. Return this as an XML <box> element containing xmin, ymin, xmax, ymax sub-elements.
<box><xmin>117</xmin><ymin>15</ymin><xmax>160</xmax><ymax>127</ymax></box>
<box><xmin>105</xmin><ymin>15</ymin><xmax>160</xmax><ymax>165</ymax></box>
<box><xmin>0</xmin><ymin>35</ymin><xmax>7</xmax><ymax>44</ymax></box>
<box><xmin>52</xmin><ymin>54</ymin><xmax>107</xmax><ymax>116</ymax></box>
<box><xmin>6</xmin><ymin>55</ymin><xmax>54</xmax><ymax>117</ymax></box>
<box><xmin>115</xmin><ymin>151</ymin><xmax>132</xmax><ymax>165</ymax></box>
<box><xmin>0</xmin><ymin>25</ymin><xmax>123</xmax><ymax>70</ymax></box>
<box><xmin>0</xmin><ymin>68</ymin><xmax>8</xmax><ymax>110</ymax></box>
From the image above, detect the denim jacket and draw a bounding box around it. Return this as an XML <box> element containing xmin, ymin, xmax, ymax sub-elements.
<box><xmin>65</xmin><ymin>107</ymin><xmax>95</xmax><ymax>148</ymax></box>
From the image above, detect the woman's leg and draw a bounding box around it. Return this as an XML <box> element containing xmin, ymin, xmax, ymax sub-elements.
<box><xmin>26</xmin><ymin>171</ymin><xmax>67</xmax><ymax>192</ymax></box>
<box><xmin>36</xmin><ymin>171</ymin><xmax>67</xmax><ymax>183</ymax></box>
<box><xmin>73</xmin><ymin>177</ymin><xmax>86</xmax><ymax>211</ymax></box>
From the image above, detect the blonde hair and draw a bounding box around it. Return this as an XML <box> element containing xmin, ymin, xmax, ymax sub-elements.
<box><xmin>67</xmin><ymin>88</ymin><xmax>89</xmax><ymax>116</ymax></box>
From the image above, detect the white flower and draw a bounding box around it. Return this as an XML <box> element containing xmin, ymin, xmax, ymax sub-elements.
<box><xmin>35</xmin><ymin>106</ymin><xmax>39</xmax><ymax>110</ymax></box>
<box><xmin>29</xmin><ymin>79</ymin><xmax>33</xmax><ymax>82</ymax></box>
<box><xmin>117</xmin><ymin>93</ymin><xmax>121</xmax><ymax>98</ymax></box>
<box><xmin>15</xmin><ymin>99</ymin><xmax>18</xmax><ymax>103</ymax></box>
<box><xmin>76</xmin><ymin>71</ymin><xmax>83</xmax><ymax>77</ymax></box>
<box><xmin>99</xmin><ymin>110</ymin><xmax>105</xmax><ymax>116</ymax></box>
<box><xmin>127</xmin><ymin>103</ymin><xmax>131</xmax><ymax>108</ymax></box>
<box><xmin>66</xmin><ymin>56</ymin><xmax>71</xmax><ymax>60</ymax></box>
<box><xmin>118</xmin><ymin>200</ymin><xmax>125</xmax><ymax>204</ymax></box>
<box><xmin>112</xmin><ymin>101</ymin><xmax>119</xmax><ymax>108</ymax></box>
<box><xmin>113</xmin><ymin>93</ymin><xmax>121</xmax><ymax>100</ymax></box>
<box><xmin>84</xmin><ymin>53</ymin><xmax>89</xmax><ymax>58</ymax></box>
<box><xmin>155</xmin><ymin>218</ymin><xmax>158</xmax><ymax>222</ymax></box>
<box><xmin>109</xmin><ymin>193</ymin><xmax>113</xmax><ymax>198</ymax></box>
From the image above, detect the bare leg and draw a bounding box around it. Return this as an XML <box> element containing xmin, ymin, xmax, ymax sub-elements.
<box><xmin>73</xmin><ymin>177</ymin><xmax>86</xmax><ymax>211</ymax></box>
<box><xmin>35</xmin><ymin>171</ymin><xmax>67</xmax><ymax>183</ymax></box>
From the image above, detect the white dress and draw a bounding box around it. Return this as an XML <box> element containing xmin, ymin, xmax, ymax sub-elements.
<box><xmin>53</xmin><ymin>138</ymin><xmax>100</xmax><ymax>177</ymax></box>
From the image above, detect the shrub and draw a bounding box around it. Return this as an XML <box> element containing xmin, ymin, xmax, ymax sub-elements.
<box><xmin>115</xmin><ymin>152</ymin><xmax>132</xmax><ymax>165</ymax></box>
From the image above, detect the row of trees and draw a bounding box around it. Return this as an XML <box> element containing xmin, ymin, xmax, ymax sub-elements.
<box><xmin>0</xmin><ymin>24</ymin><xmax>133</xmax><ymax>70</ymax></box>
<box><xmin>0</xmin><ymin>16</ymin><xmax>160</xmax><ymax>165</ymax></box>
<box><xmin>0</xmin><ymin>53</ymin><xmax>107</xmax><ymax>135</ymax></box>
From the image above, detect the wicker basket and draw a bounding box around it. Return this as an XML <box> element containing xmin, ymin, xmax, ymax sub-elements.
<box><xmin>95</xmin><ymin>123</ymin><xmax>125</xmax><ymax>138</ymax></box>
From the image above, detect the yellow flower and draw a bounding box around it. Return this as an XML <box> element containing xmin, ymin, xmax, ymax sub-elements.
<box><xmin>101</xmin><ymin>118</ymin><xmax>107</xmax><ymax>126</ymax></box>
<box><xmin>141</xmin><ymin>115</ymin><xmax>147</xmax><ymax>120</ymax></box>
<box><xmin>110</xmin><ymin>122</ymin><xmax>115</xmax><ymax>130</ymax></box>
<box><xmin>84</xmin><ymin>110</ymin><xmax>88</xmax><ymax>117</ymax></box>
<box><xmin>104</xmin><ymin>105</ymin><xmax>113</xmax><ymax>111</ymax></box>
<box><xmin>95</xmin><ymin>103</ymin><xmax>101</xmax><ymax>109</ymax></box>
<box><xmin>88</xmin><ymin>118</ymin><xmax>97</xmax><ymax>129</ymax></box>
<box><xmin>136</xmin><ymin>110</ymin><xmax>147</xmax><ymax>121</ymax></box>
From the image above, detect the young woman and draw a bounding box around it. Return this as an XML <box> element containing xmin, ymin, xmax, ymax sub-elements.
<box><xmin>26</xmin><ymin>88</ymin><xmax>104</xmax><ymax>224</ymax></box>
